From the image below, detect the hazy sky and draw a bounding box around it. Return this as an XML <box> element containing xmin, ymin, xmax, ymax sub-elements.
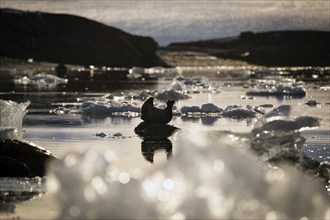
<box><xmin>1</xmin><ymin>0</ymin><xmax>329</xmax><ymax>45</ymax></box>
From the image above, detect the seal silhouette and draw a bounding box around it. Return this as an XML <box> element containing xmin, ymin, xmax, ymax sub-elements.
<box><xmin>141</xmin><ymin>97</ymin><xmax>174</xmax><ymax>124</ymax></box>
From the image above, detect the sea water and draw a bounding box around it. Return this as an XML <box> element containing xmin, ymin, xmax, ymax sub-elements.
<box><xmin>0</xmin><ymin>66</ymin><xmax>329</xmax><ymax>219</ymax></box>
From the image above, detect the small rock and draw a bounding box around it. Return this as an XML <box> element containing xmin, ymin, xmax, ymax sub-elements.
<box><xmin>112</xmin><ymin>132</ymin><xmax>123</xmax><ymax>137</ymax></box>
<box><xmin>95</xmin><ymin>132</ymin><xmax>107</xmax><ymax>138</ymax></box>
<box><xmin>306</xmin><ymin>99</ymin><xmax>318</xmax><ymax>106</ymax></box>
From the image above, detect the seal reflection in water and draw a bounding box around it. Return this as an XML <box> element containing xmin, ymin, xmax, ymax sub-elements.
<box><xmin>134</xmin><ymin>122</ymin><xmax>178</xmax><ymax>163</ymax></box>
<box><xmin>135</xmin><ymin>97</ymin><xmax>178</xmax><ymax>163</ymax></box>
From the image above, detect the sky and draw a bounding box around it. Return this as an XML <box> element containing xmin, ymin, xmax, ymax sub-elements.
<box><xmin>1</xmin><ymin>0</ymin><xmax>329</xmax><ymax>45</ymax></box>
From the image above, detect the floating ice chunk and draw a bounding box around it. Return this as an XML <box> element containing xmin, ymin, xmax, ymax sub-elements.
<box><xmin>109</xmin><ymin>102</ymin><xmax>140</xmax><ymax>113</ymax></box>
<box><xmin>251</xmin><ymin>105</ymin><xmax>320</xmax><ymax>163</ymax></box>
<box><xmin>168</xmin><ymin>81</ymin><xmax>186</xmax><ymax>91</ymax></box>
<box><xmin>81</xmin><ymin>102</ymin><xmax>110</xmax><ymax>115</ymax></box>
<box><xmin>180</xmin><ymin>104</ymin><xmax>257</xmax><ymax>118</ymax></box>
<box><xmin>258</xmin><ymin>104</ymin><xmax>274</xmax><ymax>108</ymax></box>
<box><xmin>31</xmin><ymin>73</ymin><xmax>68</xmax><ymax>86</ymax></box>
<box><xmin>295</xmin><ymin>116</ymin><xmax>320</xmax><ymax>130</ymax></box>
<box><xmin>53</xmin><ymin>107</ymin><xmax>75</xmax><ymax>115</ymax></box>
<box><xmin>176</xmin><ymin>75</ymin><xmax>209</xmax><ymax>87</ymax></box>
<box><xmin>155</xmin><ymin>78</ymin><xmax>191</xmax><ymax>101</ymax></box>
<box><xmin>0</xmin><ymin>128</ymin><xmax>17</xmax><ymax>140</ymax></box>
<box><xmin>13</xmin><ymin>75</ymin><xmax>31</xmax><ymax>85</ymax></box>
<box><xmin>305</xmin><ymin>99</ymin><xmax>319</xmax><ymax>106</ymax></box>
<box><xmin>254</xmin><ymin>105</ymin><xmax>291</xmax><ymax>129</ymax></box>
<box><xmin>181</xmin><ymin>104</ymin><xmax>222</xmax><ymax>114</ymax></box>
<box><xmin>264</xmin><ymin>105</ymin><xmax>291</xmax><ymax>119</ymax></box>
<box><xmin>180</xmin><ymin>106</ymin><xmax>201</xmax><ymax>114</ymax></box>
<box><xmin>13</xmin><ymin>73</ymin><xmax>68</xmax><ymax>88</ymax></box>
<box><xmin>246</xmin><ymin>85</ymin><xmax>306</xmax><ymax>97</ymax></box>
<box><xmin>253</xmin><ymin>106</ymin><xmax>319</xmax><ymax>133</ymax></box>
<box><xmin>130</xmin><ymin>90</ymin><xmax>155</xmax><ymax>100</ymax></box>
<box><xmin>200</xmin><ymin>103</ymin><xmax>222</xmax><ymax>113</ymax></box>
<box><xmin>0</xmin><ymin>99</ymin><xmax>30</xmax><ymax>140</ymax></box>
<box><xmin>155</xmin><ymin>90</ymin><xmax>190</xmax><ymax>101</ymax></box>
<box><xmin>222</xmin><ymin>105</ymin><xmax>256</xmax><ymax>118</ymax></box>
<box><xmin>95</xmin><ymin>132</ymin><xmax>107</xmax><ymax>138</ymax></box>
<box><xmin>81</xmin><ymin>101</ymin><xmax>140</xmax><ymax>116</ymax></box>
<box><xmin>253</xmin><ymin>106</ymin><xmax>265</xmax><ymax>114</ymax></box>
<box><xmin>276</xmin><ymin>84</ymin><xmax>306</xmax><ymax>96</ymax></box>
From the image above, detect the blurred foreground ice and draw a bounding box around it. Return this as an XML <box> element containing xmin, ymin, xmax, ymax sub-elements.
<box><xmin>47</xmin><ymin>137</ymin><xmax>329</xmax><ymax>219</ymax></box>
<box><xmin>0</xmin><ymin>99</ymin><xmax>30</xmax><ymax>139</ymax></box>
<box><xmin>47</xmin><ymin>105</ymin><xmax>329</xmax><ymax>219</ymax></box>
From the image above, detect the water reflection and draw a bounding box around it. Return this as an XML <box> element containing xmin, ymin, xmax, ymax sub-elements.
<box><xmin>0</xmin><ymin>178</ymin><xmax>45</xmax><ymax>218</ymax></box>
<box><xmin>0</xmin><ymin>203</ymin><xmax>17</xmax><ymax>219</ymax></box>
<box><xmin>81</xmin><ymin>115</ymin><xmax>133</xmax><ymax>125</ymax></box>
<box><xmin>134</xmin><ymin>122</ymin><xmax>179</xmax><ymax>163</ymax></box>
<box><xmin>0</xmin><ymin>191</ymin><xmax>41</xmax><ymax>219</ymax></box>
<box><xmin>181</xmin><ymin>116</ymin><xmax>219</xmax><ymax>125</ymax></box>
<box><xmin>201</xmin><ymin>117</ymin><xmax>218</xmax><ymax>125</ymax></box>
<box><xmin>81</xmin><ymin>115</ymin><xmax>108</xmax><ymax>123</ymax></box>
<box><xmin>141</xmin><ymin>138</ymin><xmax>173</xmax><ymax>163</ymax></box>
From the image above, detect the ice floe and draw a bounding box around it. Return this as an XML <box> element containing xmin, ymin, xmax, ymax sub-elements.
<box><xmin>13</xmin><ymin>73</ymin><xmax>68</xmax><ymax>88</ymax></box>
<box><xmin>246</xmin><ymin>83</ymin><xmax>306</xmax><ymax>97</ymax></box>
<box><xmin>180</xmin><ymin>105</ymin><xmax>201</xmax><ymax>114</ymax></box>
<box><xmin>140</xmin><ymin>75</ymin><xmax>220</xmax><ymax>101</ymax></box>
<box><xmin>222</xmin><ymin>105</ymin><xmax>257</xmax><ymax>118</ymax></box>
<box><xmin>305</xmin><ymin>99</ymin><xmax>321</xmax><ymax>107</ymax></box>
<box><xmin>250</xmin><ymin>105</ymin><xmax>320</xmax><ymax>163</ymax></box>
<box><xmin>81</xmin><ymin>101</ymin><xmax>140</xmax><ymax>116</ymax></box>
<box><xmin>180</xmin><ymin>104</ymin><xmax>259</xmax><ymax>119</ymax></box>
<box><xmin>201</xmin><ymin>103</ymin><xmax>222</xmax><ymax>113</ymax></box>
<box><xmin>0</xmin><ymin>99</ymin><xmax>30</xmax><ymax>140</ymax></box>
<box><xmin>54</xmin><ymin>97</ymin><xmax>265</xmax><ymax>120</ymax></box>
<box><xmin>155</xmin><ymin>90</ymin><xmax>190</xmax><ymax>101</ymax></box>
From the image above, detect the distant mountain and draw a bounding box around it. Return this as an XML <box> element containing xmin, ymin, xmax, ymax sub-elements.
<box><xmin>167</xmin><ymin>31</ymin><xmax>330</xmax><ymax>66</ymax></box>
<box><xmin>0</xmin><ymin>8</ymin><xmax>161</xmax><ymax>67</ymax></box>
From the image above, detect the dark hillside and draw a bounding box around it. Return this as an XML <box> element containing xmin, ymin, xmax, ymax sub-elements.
<box><xmin>168</xmin><ymin>31</ymin><xmax>330</xmax><ymax>66</ymax></box>
<box><xmin>0</xmin><ymin>8</ymin><xmax>161</xmax><ymax>67</ymax></box>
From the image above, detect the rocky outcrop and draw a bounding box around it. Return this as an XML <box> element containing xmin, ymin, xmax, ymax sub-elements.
<box><xmin>167</xmin><ymin>31</ymin><xmax>330</xmax><ymax>66</ymax></box>
<box><xmin>0</xmin><ymin>8</ymin><xmax>161</xmax><ymax>67</ymax></box>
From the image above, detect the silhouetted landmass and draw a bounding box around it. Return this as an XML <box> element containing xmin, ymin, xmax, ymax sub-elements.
<box><xmin>0</xmin><ymin>139</ymin><xmax>58</xmax><ymax>177</ymax></box>
<box><xmin>167</xmin><ymin>31</ymin><xmax>330</xmax><ymax>66</ymax></box>
<box><xmin>0</xmin><ymin>8</ymin><xmax>161</xmax><ymax>67</ymax></box>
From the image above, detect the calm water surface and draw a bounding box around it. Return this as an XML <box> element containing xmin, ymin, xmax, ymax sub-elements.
<box><xmin>0</xmin><ymin>68</ymin><xmax>329</xmax><ymax>219</ymax></box>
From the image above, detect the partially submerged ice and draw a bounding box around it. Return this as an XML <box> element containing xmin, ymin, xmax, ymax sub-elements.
<box><xmin>250</xmin><ymin>105</ymin><xmax>320</xmax><ymax>163</ymax></box>
<box><xmin>180</xmin><ymin>103</ymin><xmax>259</xmax><ymax>119</ymax></box>
<box><xmin>81</xmin><ymin>101</ymin><xmax>140</xmax><ymax>117</ymax></box>
<box><xmin>246</xmin><ymin>83</ymin><xmax>306</xmax><ymax>97</ymax></box>
<box><xmin>47</xmin><ymin>135</ymin><xmax>329</xmax><ymax>219</ymax></box>
<box><xmin>0</xmin><ymin>99</ymin><xmax>30</xmax><ymax>139</ymax></box>
<box><xmin>155</xmin><ymin>79</ymin><xmax>191</xmax><ymax>101</ymax></box>
<box><xmin>60</xmin><ymin>98</ymin><xmax>262</xmax><ymax>120</ymax></box>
